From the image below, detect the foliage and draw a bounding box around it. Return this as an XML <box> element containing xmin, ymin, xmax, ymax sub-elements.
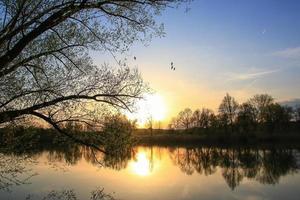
<box><xmin>101</xmin><ymin>114</ymin><xmax>136</xmax><ymax>154</ymax></box>
<box><xmin>0</xmin><ymin>0</ymin><xmax>186</xmax><ymax>147</ymax></box>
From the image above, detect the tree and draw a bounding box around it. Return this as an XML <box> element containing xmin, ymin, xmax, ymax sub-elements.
<box><xmin>192</xmin><ymin>108</ymin><xmax>215</xmax><ymax>129</ymax></box>
<box><xmin>169</xmin><ymin>117</ymin><xmax>179</xmax><ymax>130</ymax></box>
<box><xmin>192</xmin><ymin>109</ymin><xmax>201</xmax><ymax>128</ymax></box>
<box><xmin>177</xmin><ymin>108</ymin><xmax>193</xmax><ymax>129</ymax></box>
<box><xmin>261</xmin><ymin>103</ymin><xmax>293</xmax><ymax>133</ymax></box>
<box><xmin>218</xmin><ymin>93</ymin><xmax>239</xmax><ymax>132</ymax></box>
<box><xmin>199</xmin><ymin>108</ymin><xmax>215</xmax><ymax>129</ymax></box>
<box><xmin>248</xmin><ymin>94</ymin><xmax>274</xmax><ymax>123</ymax></box>
<box><xmin>102</xmin><ymin>114</ymin><xmax>135</xmax><ymax>154</ymax></box>
<box><xmin>0</xmin><ymin>1</ymin><xmax>184</xmax><ymax>146</ymax></box>
<box><xmin>236</xmin><ymin>103</ymin><xmax>256</xmax><ymax>134</ymax></box>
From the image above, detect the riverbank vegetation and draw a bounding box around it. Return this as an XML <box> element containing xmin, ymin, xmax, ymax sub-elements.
<box><xmin>136</xmin><ymin>93</ymin><xmax>300</xmax><ymax>145</ymax></box>
<box><xmin>1</xmin><ymin>93</ymin><xmax>300</xmax><ymax>148</ymax></box>
<box><xmin>168</xmin><ymin>94</ymin><xmax>300</xmax><ymax>135</ymax></box>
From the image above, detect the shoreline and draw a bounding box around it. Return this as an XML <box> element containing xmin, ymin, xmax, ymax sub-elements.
<box><xmin>133</xmin><ymin>131</ymin><xmax>300</xmax><ymax>148</ymax></box>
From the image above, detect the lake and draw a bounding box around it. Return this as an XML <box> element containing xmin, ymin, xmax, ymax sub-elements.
<box><xmin>1</xmin><ymin>145</ymin><xmax>300</xmax><ymax>200</ymax></box>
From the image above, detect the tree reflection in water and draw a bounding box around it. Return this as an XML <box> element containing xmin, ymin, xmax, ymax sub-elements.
<box><xmin>25</xmin><ymin>188</ymin><xmax>116</xmax><ymax>200</ymax></box>
<box><xmin>0</xmin><ymin>144</ymin><xmax>299</xmax><ymax>193</ymax></box>
<box><xmin>0</xmin><ymin>153</ymin><xmax>37</xmax><ymax>192</ymax></box>
<box><xmin>23</xmin><ymin>144</ymin><xmax>300</xmax><ymax>190</ymax></box>
<box><xmin>0</xmin><ymin>143</ymin><xmax>131</xmax><ymax>195</ymax></box>
<box><xmin>169</xmin><ymin>147</ymin><xmax>299</xmax><ymax>190</ymax></box>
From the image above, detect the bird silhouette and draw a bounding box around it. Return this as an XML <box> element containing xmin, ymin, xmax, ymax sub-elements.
<box><xmin>170</xmin><ymin>62</ymin><xmax>175</xmax><ymax>71</ymax></box>
<box><xmin>133</xmin><ymin>56</ymin><xmax>136</xmax><ymax>60</ymax></box>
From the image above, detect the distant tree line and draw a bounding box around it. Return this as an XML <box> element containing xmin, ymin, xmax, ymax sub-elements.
<box><xmin>169</xmin><ymin>94</ymin><xmax>300</xmax><ymax>134</ymax></box>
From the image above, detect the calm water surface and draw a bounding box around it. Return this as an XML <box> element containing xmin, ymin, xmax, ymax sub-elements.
<box><xmin>1</xmin><ymin>145</ymin><xmax>300</xmax><ymax>200</ymax></box>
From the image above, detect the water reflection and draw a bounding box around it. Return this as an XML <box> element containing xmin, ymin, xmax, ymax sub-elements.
<box><xmin>169</xmin><ymin>147</ymin><xmax>299</xmax><ymax>190</ymax></box>
<box><xmin>129</xmin><ymin>151</ymin><xmax>152</xmax><ymax>176</ymax></box>
<box><xmin>128</xmin><ymin>147</ymin><xmax>160</xmax><ymax>177</ymax></box>
<box><xmin>0</xmin><ymin>153</ymin><xmax>37</xmax><ymax>191</ymax></box>
<box><xmin>25</xmin><ymin>188</ymin><xmax>116</xmax><ymax>200</ymax></box>
<box><xmin>0</xmin><ymin>144</ymin><xmax>300</xmax><ymax>199</ymax></box>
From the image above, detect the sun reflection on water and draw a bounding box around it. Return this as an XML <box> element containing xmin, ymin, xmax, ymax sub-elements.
<box><xmin>129</xmin><ymin>151</ymin><xmax>153</xmax><ymax>177</ymax></box>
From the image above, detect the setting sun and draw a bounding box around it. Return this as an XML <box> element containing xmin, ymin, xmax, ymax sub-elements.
<box><xmin>127</xmin><ymin>94</ymin><xmax>167</xmax><ymax>127</ymax></box>
<box><xmin>146</xmin><ymin>94</ymin><xmax>167</xmax><ymax>121</ymax></box>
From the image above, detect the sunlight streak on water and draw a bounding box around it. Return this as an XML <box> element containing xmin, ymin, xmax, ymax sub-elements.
<box><xmin>129</xmin><ymin>151</ymin><xmax>151</xmax><ymax>176</ymax></box>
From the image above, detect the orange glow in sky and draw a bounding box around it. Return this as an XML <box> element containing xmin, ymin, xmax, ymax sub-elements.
<box><xmin>127</xmin><ymin>94</ymin><xmax>167</xmax><ymax>127</ymax></box>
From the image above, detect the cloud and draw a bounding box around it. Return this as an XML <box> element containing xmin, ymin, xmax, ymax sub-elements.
<box><xmin>272</xmin><ymin>46</ymin><xmax>300</xmax><ymax>59</ymax></box>
<box><xmin>226</xmin><ymin>69</ymin><xmax>280</xmax><ymax>81</ymax></box>
<box><xmin>279</xmin><ymin>98</ymin><xmax>300</xmax><ymax>108</ymax></box>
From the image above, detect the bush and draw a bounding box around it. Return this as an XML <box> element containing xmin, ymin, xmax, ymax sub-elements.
<box><xmin>102</xmin><ymin>114</ymin><xmax>136</xmax><ymax>154</ymax></box>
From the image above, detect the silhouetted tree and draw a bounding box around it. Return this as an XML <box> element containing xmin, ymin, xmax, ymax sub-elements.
<box><xmin>177</xmin><ymin>108</ymin><xmax>193</xmax><ymax>129</ymax></box>
<box><xmin>169</xmin><ymin>117</ymin><xmax>179</xmax><ymax>130</ymax></box>
<box><xmin>0</xmin><ymin>1</ymin><xmax>185</xmax><ymax>147</ymax></box>
<box><xmin>236</xmin><ymin>103</ymin><xmax>256</xmax><ymax>134</ymax></box>
<box><xmin>192</xmin><ymin>109</ymin><xmax>201</xmax><ymax>128</ymax></box>
<box><xmin>248</xmin><ymin>94</ymin><xmax>274</xmax><ymax>123</ymax></box>
<box><xmin>191</xmin><ymin>108</ymin><xmax>216</xmax><ymax>131</ymax></box>
<box><xmin>261</xmin><ymin>103</ymin><xmax>293</xmax><ymax>133</ymax></box>
<box><xmin>101</xmin><ymin>114</ymin><xmax>135</xmax><ymax>154</ymax></box>
<box><xmin>218</xmin><ymin>93</ymin><xmax>239</xmax><ymax>132</ymax></box>
<box><xmin>199</xmin><ymin>108</ymin><xmax>215</xmax><ymax>129</ymax></box>
<box><xmin>169</xmin><ymin>93</ymin><xmax>299</xmax><ymax>135</ymax></box>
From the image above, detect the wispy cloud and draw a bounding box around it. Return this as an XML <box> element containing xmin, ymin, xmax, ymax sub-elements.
<box><xmin>279</xmin><ymin>98</ymin><xmax>300</xmax><ymax>108</ymax></box>
<box><xmin>226</xmin><ymin>69</ymin><xmax>280</xmax><ymax>81</ymax></box>
<box><xmin>272</xmin><ymin>46</ymin><xmax>300</xmax><ymax>59</ymax></box>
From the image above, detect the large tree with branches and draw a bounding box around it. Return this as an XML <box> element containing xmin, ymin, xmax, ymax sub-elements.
<box><xmin>0</xmin><ymin>0</ymin><xmax>186</xmax><ymax>148</ymax></box>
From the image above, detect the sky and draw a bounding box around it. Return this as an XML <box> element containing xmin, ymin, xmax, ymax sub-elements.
<box><xmin>94</xmin><ymin>0</ymin><xmax>300</xmax><ymax>127</ymax></box>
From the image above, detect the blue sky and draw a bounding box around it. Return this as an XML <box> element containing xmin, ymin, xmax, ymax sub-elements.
<box><xmin>94</xmin><ymin>0</ymin><xmax>300</xmax><ymax>121</ymax></box>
